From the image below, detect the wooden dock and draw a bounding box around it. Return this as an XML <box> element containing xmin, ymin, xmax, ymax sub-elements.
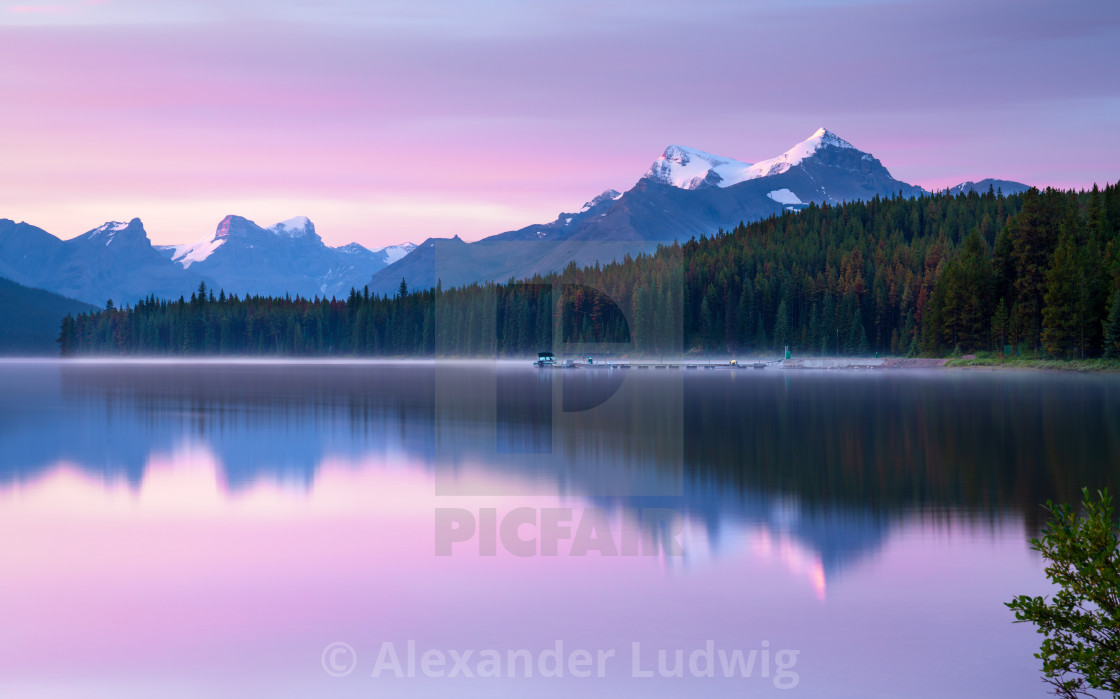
<box><xmin>538</xmin><ymin>360</ymin><xmax>782</xmax><ymax>370</ymax></box>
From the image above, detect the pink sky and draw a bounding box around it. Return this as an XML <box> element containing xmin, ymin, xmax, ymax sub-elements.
<box><xmin>1</xmin><ymin>0</ymin><xmax>1118</xmax><ymax>248</ymax></box>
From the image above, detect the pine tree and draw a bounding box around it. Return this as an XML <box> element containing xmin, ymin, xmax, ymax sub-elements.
<box><xmin>737</xmin><ymin>283</ymin><xmax>754</xmax><ymax>349</ymax></box>
<box><xmin>700</xmin><ymin>286</ymin><xmax>721</xmax><ymax>350</ymax></box>
<box><xmin>992</xmin><ymin>227</ymin><xmax>1015</xmax><ymax>305</ymax></box>
<box><xmin>847</xmin><ymin>307</ymin><xmax>869</xmax><ymax>356</ymax></box>
<box><xmin>1010</xmin><ymin>301</ymin><xmax>1029</xmax><ymax>354</ymax></box>
<box><xmin>820</xmin><ymin>294</ymin><xmax>836</xmax><ymax>355</ymax></box>
<box><xmin>1076</xmin><ymin>198</ymin><xmax>1110</xmax><ymax>357</ymax></box>
<box><xmin>1042</xmin><ymin>220</ymin><xmax>1081</xmax><ymax>358</ymax></box>
<box><xmin>57</xmin><ymin>314</ymin><xmax>76</xmax><ymax>356</ymax></box>
<box><xmin>920</xmin><ymin>290</ymin><xmax>943</xmax><ymax>357</ymax></box>
<box><xmin>907</xmin><ymin>331</ymin><xmax>920</xmax><ymax>358</ymax></box>
<box><xmin>951</xmin><ymin>231</ymin><xmax>993</xmax><ymax>351</ymax></box>
<box><xmin>1039</xmin><ymin>199</ymin><xmax>1084</xmax><ymax>358</ymax></box>
<box><xmin>772</xmin><ymin>299</ymin><xmax>790</xmax><ymax>352</ymax></box>
<box><xmin>1104</xmin><ymin>291</ymin><xmax>1120</xmax><ymax>359</ymax></box>
<box><xmin>856</xmin><ymin>324</ymin><xmax>871</xmax><ymax>356</ymax></box>
<box><xmin>1010</xmin><ymin>188</ymin><xmax>1062</xmax><ymax>350</ymax></box>
<box><xmin>807</xmin><ymin>302</ymin><xmax>820</xmax><ymax>355</ymax></box>
<box><xmin>754</xmin><ymin>313</ymin><xmax>768</xmax><ymax>353</ymax></box>
<box><xmin>991</xmin><ymin>297</ymin><xmax>1009</xmax><ymax>352</ymax></box>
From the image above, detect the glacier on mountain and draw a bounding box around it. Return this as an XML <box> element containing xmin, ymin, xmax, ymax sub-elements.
<box><xmin>167</xmin><ymin>235</ymin><xmax>227</xmax><ymax>269</ymax></box>
<box><xmin>645</xmin><ymin>146</ymin><xmax>755</xmax><ymax>190</ymax></box>
<box><xmin>380</xmin><ymin>242</ymin><xmax>416</xmax><ymax>265</ymax></box>
<box><xmin>644</xmin><ymin>128</ymin><xmax>859</xmax><ymax>190</ymax></box>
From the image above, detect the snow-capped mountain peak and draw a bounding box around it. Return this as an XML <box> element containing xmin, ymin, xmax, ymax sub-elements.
<box><xmin>156</xmin><ymin>214</ymin><xmax>417</xmax><ymax>296</ymax></box>
<box><xmin>643</xmin><ymin>129</ymin><xmax>866</xmax><ymax>191</ymax></box>
<box><xmin>82</xmin><ymin>218</ymin><xmax>144</xmax><ymax>246</ymax></box>
<box><xmin>578</xmin><ymin>189</ymin><xmax>623</xmax><ymax>212</ymax></box>
<box><xmin>337</xmin><ymin>241</ymin><xmax>417</xmax><ymax>265</ymax></box>
<box><xmin>337</xmin><ymin>242</ymin><xmax>370</xmax><ymax>255</ymax></box>
<box><xmin>269</xmin><ymin>216</ymin><xmax>314</xmax><ymax>238</ymax></box>
<box><xmin>645</xmin><ymin>145</ymin><xmax>755</xmax><ymax>190</ymax></box>
<box><xmin>377</xmin><ymin>242</ymin><xmax>416</xmax><ymax>265</ymax></box>
<box><xmin>161</xmin><ymin>216</ymin><xmax>251</xmax><ymax>268</ymax></box>
<box><xmin>809</xmin><ymin>127</ymin><xmax>853</xmax><ymax>149</ymax></box>
<box><xmin>94</xmin><ymin>221</ymin><xmax>131</xmax><ymax>234</ymax></box>
<box><xmin>747</xmin><ymin>127</ymin><xmax>857</xmax><ymax>178</ymax></box>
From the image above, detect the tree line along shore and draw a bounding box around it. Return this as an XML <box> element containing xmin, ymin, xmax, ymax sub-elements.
<box><xmin>58</xmin><ymin>184</ymin><xmax>1120</xmax><ymax>361</ymax></box>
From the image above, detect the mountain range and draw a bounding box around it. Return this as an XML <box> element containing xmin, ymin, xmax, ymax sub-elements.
<box><xmin>153</xmin><ymin>215</ymin><xmax>415</xmax><ymax>299</ymax></box>
<box><xmin>0</xmin><ymin>215</ymin><xmax>414</xmax><ymax>307</ymax></box>
<box><xmin>363</xmin><ymin>128</ymin><xmax>1029</xmax><ymax>294</ymax></box>
<box><xmin>0</xmin><ymin>127</ymin><xmax>1028</xmax><ymax>307</ymax></box>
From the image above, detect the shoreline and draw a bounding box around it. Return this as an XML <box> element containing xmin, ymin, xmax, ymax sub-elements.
<box><xmin>4</xmin><ymin>355</ymin><xmax>1118</xmax><ymax>373</ymax></box>
<box><xmin>942</xmin><ymin>357</ymin><xmax>1120</xmax><ymax>373</ymax></box>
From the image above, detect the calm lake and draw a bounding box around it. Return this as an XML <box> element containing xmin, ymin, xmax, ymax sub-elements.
<box><xmin>1</xmin><ymin>360</ymin><xmax>1118</xmax><ymax>698</ymax></box>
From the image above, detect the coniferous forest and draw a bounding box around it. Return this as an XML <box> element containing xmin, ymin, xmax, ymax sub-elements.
<box><xmin>60</xmin><ymin>184</ymin><xmax>1120</xmax><ymax>359</ymax></box>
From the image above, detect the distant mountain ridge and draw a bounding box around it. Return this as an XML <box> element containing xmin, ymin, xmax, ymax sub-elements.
<box><xmin>947</xmin><ymin>179</ymin><xmax>1032</xmax><ymax>196</ymax></box>
<box><xmin>0</xmin><ymin>217</ymin><xmax>208</xmax><ymax>307</ymax></box>
<box><xmin>153</xmin><ymin>214</ymin><xmax>416</xmax><ymax>299</ymax></box>
<box><xmin>365</xmin><ymin>127</ymin><xmax>986</xmax><ymax>294</ymax></box>
<box><xmin>0</xmin><ymin>277</ymin><xmax>96</xmax><ymax>355</ymax></box>
<box><xmin>1</xmin><ymin>127</ymin><xmax>1029</xmax><ymax>304</ymax></box>
<box><xmin>0</xmin><ymin>215</ymin><xmax>414</xmax><ymax>307</ymax></box>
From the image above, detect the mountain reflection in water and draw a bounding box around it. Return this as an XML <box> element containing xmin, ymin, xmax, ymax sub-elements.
<box><xmin>2</xmin><ymin>360</ymin><xmax>1117</xmax><ymax>581</ymax></box>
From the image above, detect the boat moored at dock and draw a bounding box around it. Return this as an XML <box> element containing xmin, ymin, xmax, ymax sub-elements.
<box><xmin>534</xmin><ymin>352</ymin><xmax>557</xmax><ymax>367</ymax></box>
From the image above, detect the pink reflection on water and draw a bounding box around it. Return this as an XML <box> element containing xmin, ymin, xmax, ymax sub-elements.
<box><xmin>748</xmin><ymin>529</ymin><xmax>827</xmax><ymax>601</ymax></box>
<box><xmin>0</xmin><ymin>446</ymin><xmax>1051</xmax><ymax>698</ymax></box>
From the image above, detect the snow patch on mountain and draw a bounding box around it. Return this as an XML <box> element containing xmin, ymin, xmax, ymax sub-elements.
<box><xmin>579</xmin><ymin>189</ymin><xmax>623</xmax><ymax>212</ymax></box>
<box><xmin>269</xmin><ymin>216</ymin><xmax>313</xmax><ymax>237</ymax></box>
<box><xmin>168</xmin><ymin>235</ymin><xmax>226</xmax><ymax>269</ymax></box>
<box><xmin>379</xmin><ymin>242</ymin><xmax>416</xmax><ymax>265</ymax></box>
<box><xmin>645</xmin><ymin>146</ymin><xmax>755</xmax><ymax>190</ymax></box>
<box><xmin>767</xmin><ymin>189</ymin><xmax>803</xmax><ymax>205</ymax></box>
<box><xmin>87</xmin><ymin>221</ymin><xmax>134</xmax><ymax>245</ymax></box>
<box><xmin>336</xmin><ymin>243</ymin><xmax>370</xmax><ymax>255</ymax></box>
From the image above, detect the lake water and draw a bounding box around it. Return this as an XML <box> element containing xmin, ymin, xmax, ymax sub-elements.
<box><xmin>1</xmin><ymin>360</ymin><xmax>1118</xmax><ymax>698</ymax></box>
